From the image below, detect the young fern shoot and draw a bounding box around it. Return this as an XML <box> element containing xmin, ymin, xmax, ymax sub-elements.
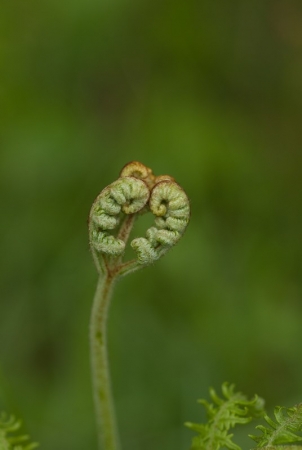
<box><xmin>186</xmin><ymin>383</ymin><xmax>302</xmax><ymax>450</ymax></box>
<box><xmin>250</xmin><ymin>403</ymin><xmax>302</xmax><ymax>448</ymax></box>
<box><xmin>88</xmin><ymin>161</ymin><xmax>190</xmax><ymax>450</ymax></box>
<box><xmin>185</xmin><ymin>383</ymin><xmax>265</xmax><ymax>450</ymax></box>
<box><xmin>0</xmin><ymin>413</ymin><xmax>38</xmax><ymax>450</ymax></box>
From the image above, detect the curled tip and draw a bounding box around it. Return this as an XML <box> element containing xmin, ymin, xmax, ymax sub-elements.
<box><xmin>89</xmin><ymin>176</ymin><xmax>149</xmax><ymax>256</ymax></box>
<box><xmin>131</xmin><ymin>180</ymin><xmax>190</xmax><ymax>265</ymax></box>
<box><xmin>120</xmin><ymin>161</ymin><xmax>155</xmax><ymax>189</ymax></box>
<box><xmin>118</xmin><ymin>177</ymin><xmax>150</xmax><ymax>214</ymax></box>
<box><xmin>89</xmin><ymin>162</ymin><xmax>190</xmax><ymax>271</ymax></box>
<box><xmin>150</xmin><ymin>180</ymin><xmax>190</xmax><ymax>225</ymax></box>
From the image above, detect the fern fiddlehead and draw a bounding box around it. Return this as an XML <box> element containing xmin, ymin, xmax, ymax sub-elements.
<box><xmin>89</xmin><ymin>176</ymin><xmax>150</xmax><ymax>267</ymax></box>
<box><xmin>131</xmin><ymin>179</ymin><xmax>190</xmax><ymax>264</ymax></box>
<box><xmin>88</xmin><ymin>161</ymin><xmax>190</xmax><ymax>450</ymax></box>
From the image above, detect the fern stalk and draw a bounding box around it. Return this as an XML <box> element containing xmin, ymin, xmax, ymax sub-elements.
<box><xmin>88</xmin><ymin>161</ymin><xmax>190</xmax><ymax>450</ymax></box>
<box><xmin>90</xmin><ymin>271</ymin><xmax>119</xmax><ymax>450</ymax></box>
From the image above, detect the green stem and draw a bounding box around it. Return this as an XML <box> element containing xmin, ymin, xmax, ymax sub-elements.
<box><xmin>90</xmin><ymin>271</ymin><xmax>120</xmax><ymax>450</ymax></box>
<box><xmin>116</xmin><ymin>214</ymin><xmax>136</xmax><ymax>244</ymax></box>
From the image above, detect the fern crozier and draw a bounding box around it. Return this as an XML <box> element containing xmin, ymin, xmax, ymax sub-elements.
<box><xmin>131</xmin><ymin>179</ymin><xmax>190</xmax><ymax>264</ymax></box>
<box><xmin>89</xmin><ymin>176</ymin><xmax>150</xmax><ymax>256</ymax></box>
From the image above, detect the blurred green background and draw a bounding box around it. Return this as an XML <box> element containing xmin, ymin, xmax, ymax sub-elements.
<box><xmin>0</xmin><ymin>0</ymin><xmax>302</xmax><ymax>449</ymax></box>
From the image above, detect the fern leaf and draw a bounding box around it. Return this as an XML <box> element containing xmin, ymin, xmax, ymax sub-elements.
<box><xmin>249</xmin><ymin>403</ymin><xmax>302</xmax><ymax>447</ymax></box>
<box><xmin>185</xmin><ymin>382</ymin><xmax>265</xmax><ymax>450</ymax></box>
<box><xmin>0</xmin><ymin>413</ymin><xmax>38</xmax><ymax>450</ymax></box>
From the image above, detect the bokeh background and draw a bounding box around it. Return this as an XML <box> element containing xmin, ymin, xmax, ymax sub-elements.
<box><xmin>0</xmin><ymin>0</ymin><xmax>302</xmax><ymax>449</ymax></box>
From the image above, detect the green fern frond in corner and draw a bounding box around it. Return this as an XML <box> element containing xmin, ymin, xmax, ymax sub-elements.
<box><xmin>185</xmin><ymin>382</ymin><xmax>265</xmax><ymax>450</ymax></box>
<box><xmin>250</xmin><ymin>403</ymin><xmax>302</xmax><ymax>448</ymax></box>
<box><xmin>0</xmin><ymin>413</ymin><xmax>38</xmax><ymax>450</ymax></box>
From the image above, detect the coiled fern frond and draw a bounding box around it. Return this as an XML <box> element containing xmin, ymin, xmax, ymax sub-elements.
<box><xmin>185</xmin><ymin>382</ymin><xmax>265</xmax><ymax>450</ymax></box>
<box><xmin>250</xmin><ymin>403</ymin><xmax>302</xmax><ymax>447</ymax></box>
<box><xmin>0</xmin><ymin>413</ymin><xmax>38</xmax><ymax>450</ymax></box>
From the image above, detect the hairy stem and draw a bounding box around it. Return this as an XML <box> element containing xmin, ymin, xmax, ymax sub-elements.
<box><xmin>90</xmin><ymin>271</ymin><xmax>120</xmax><ymax>450</ymax></box>
<box><xmin>117</xmin><ymin>214</ymin><xmax>136</xmax><ymax>244</ymax></box>
<box><xmin>88</xmin><ymin>162</ymin><xmax>190</xmax><ymax>449</ymax></box>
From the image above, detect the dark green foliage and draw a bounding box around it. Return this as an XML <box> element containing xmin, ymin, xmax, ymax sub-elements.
<box><xmin>250</xmin><ymin>404</ymin><xmax>302</xmax><ymax>448</ymax></box>
<box><xmin>0</xmin><ymin>413</ymin><xmax>38</xmax><ymax>450</ymax></box>
<box><xmin>185</xmin><ymin>383</ymin><xmax>265</xmax><ymax>450</ymax></box>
